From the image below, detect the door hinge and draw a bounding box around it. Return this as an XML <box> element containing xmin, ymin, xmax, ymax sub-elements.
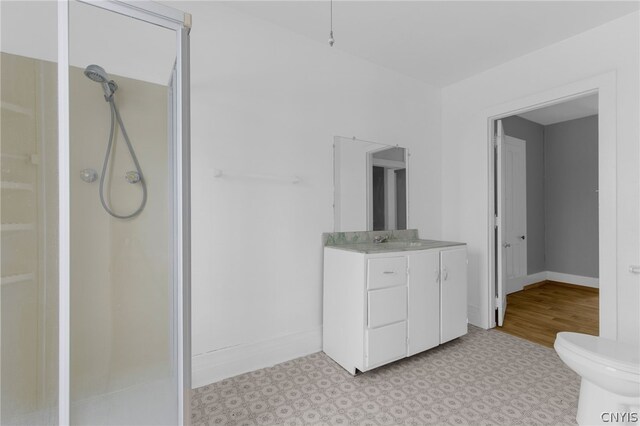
<box><xmin>494</xmin><ymin>214</ymin><xmax>499</xmax><ymax>229</ymax></box>
<box><xmin>495</xmin><ymin>296</ymin><xmax>500</xmax><ymax>308</ymax></box>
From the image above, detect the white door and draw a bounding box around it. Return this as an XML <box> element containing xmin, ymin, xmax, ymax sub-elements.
<box><xmin>496</xmin><ymin>120</ymin><xmax>507</xmax><ymax>326</ymax></box>
<box><xmin>440</xmin><ymin>247</ymin><xmax>468</xmax><ymax>343</ymax></box>
<box><xmin>503</xmin><ymin>135</ymin><xmax>527</xmax><ymax>294</ymax></box>
<box><xmin>496</xmin><ymin>120</ymin><xmax>527</xmax><ymax>326</ymax></box>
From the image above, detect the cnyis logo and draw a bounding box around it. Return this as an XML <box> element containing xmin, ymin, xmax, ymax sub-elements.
<box><xmin>601</xmin><ymin>412</ymin><xmax>639</xmax><ymax>423</ymax></box>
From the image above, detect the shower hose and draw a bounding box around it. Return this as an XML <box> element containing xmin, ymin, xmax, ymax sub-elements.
<box><xmin>99</xmin><ymin>97</ymin><xmax>147</xmax><ymax>219</ymax></box>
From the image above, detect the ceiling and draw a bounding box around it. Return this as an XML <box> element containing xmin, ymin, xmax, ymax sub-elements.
<box><xmin>223</xmin><ymin>1</ymin><xmax>640</xmax><ymax>87</ymax></box>
<box><xmin>518</xmin><ymin>94</ymin><xmax>598</xmax><ymax>126</ymax></box>
<box><xmin>3</xmin><ymin>1</ymin><xmax>638</xmax><ymax>88</ymax></box>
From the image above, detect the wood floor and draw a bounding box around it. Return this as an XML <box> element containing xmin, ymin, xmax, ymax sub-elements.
<box><xmin>496</xmin><ymin>280</ymin><xmax>599</xmax><ymax>348</ymax></box>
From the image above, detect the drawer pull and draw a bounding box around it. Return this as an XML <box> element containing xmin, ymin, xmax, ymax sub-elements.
<box><xmin>368</xmin><ymin>257</ymin><xmax>407</xmax><ymax>289</ymax></box>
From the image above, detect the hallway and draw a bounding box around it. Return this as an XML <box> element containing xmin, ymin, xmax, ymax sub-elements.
<box><xmin>497</xmin><ymin>281</ymin><xmax>599</xmax><ymax>347</ymax></box>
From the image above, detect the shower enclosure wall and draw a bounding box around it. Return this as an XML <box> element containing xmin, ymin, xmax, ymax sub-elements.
<box><xmin>0</xmin><ymin>1</ymin><xmax>191</xmax><ymax>425</ymax></box>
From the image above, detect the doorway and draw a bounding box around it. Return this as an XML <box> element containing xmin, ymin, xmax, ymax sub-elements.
<box><xmin>493</xmin><ymin>94</ymin><xmax>600</xmax><ymax>346</ymax></box>
<box><xmin>368</xmin><ymin>146</ymin><xmax>407</xmax><ymax>231</ymax></box>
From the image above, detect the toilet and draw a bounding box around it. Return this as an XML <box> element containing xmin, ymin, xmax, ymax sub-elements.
<box><xmin>554</xmin><ymin>332</ymin><xmax>640</xmax><ymax>425</ymax></box>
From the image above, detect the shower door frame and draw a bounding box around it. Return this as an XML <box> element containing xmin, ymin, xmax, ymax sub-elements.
<box><xmin>57</xmin><ymin>1</ymin><xmax>191</xmax><ymax>424</ymax></box>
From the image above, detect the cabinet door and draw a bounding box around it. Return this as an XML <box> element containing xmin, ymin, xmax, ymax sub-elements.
<box><xmin>407</xmin><ymin>251</ymin><xmax>440</xmax><ymax>356</ymax></box>
<box><xmin>440</xmin><ymin>247</ymin><xmax>468</xmax><ymax>343</ymax></box>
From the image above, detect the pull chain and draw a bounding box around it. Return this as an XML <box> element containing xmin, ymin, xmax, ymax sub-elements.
<box><xmin>328</xmin><ymin>0</ymin><xmax>335</xmax><ymax>46</ymax></box>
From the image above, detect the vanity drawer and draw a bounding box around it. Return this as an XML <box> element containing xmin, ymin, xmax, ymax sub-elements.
<box><xmin>368</xmin><ymin>286</ymin><xmax>407</xmax><ymax>328</ymax></box>
<box><xmin>365</xmin><ymin>321</ymin><xmax>407</xmax><ymax>368</ymax></box>
<box><xmin>367</xmin><ymin>257</ymin><xmax>407</xmax><ymax>290</ymax></box>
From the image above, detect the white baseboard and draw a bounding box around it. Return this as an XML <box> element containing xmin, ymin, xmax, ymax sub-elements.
<box><xmin>467</xmin><ymin>304</ymin><xmax>486</xmax><ymax>329</ymax></box>
<box><xmin>191</xmin><ymin>327</ymin><xmax>322</xmax><ymax>389</ymax></box>
<box><xmin>521</xmin><ymin>271</ymin><xmax>548</xmax><ymax>288</ymax></box>
<box><xmin>514</xmin><ymin>270</ymin><xmax>599</xmax><ymax>292</ymax></box>
<box><xmin>504</xmin><ymin>271</ymin><xmax>547</xmax><ymax>293</ymax></box>
<box><xmin>546</xmin><ymin>271</ymin><xmax>599</xmax><ymax>288</ymax></box>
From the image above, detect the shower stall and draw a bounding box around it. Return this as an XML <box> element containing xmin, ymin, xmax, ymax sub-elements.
<box><xmin>0</xmin><ymin>1</ymin><xmax>191</xmax><ymax>425</ymax></box>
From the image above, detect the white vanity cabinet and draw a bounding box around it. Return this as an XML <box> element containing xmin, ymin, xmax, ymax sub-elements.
<box><xmin>323</xmin><ymin>243</ymin><xmax>467</xmax><ymax>375</ymax></box>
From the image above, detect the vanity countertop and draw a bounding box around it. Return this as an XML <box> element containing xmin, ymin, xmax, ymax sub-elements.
<box><xmin>326</xmin><ymin>239</ymin><xmax>465</xmax><ymax>254</ymax></box>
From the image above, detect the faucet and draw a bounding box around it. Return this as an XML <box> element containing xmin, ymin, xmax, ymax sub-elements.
<box><xmin>373</xmin><ymin>234</ymin><xmax>389</xmax><ymax>244</ymax></box>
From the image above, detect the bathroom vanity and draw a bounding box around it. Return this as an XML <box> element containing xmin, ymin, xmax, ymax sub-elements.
<box><xmin>323</xmin><ymin>230</ymin><xmax>467</xmax><ymax>374</ymax></box>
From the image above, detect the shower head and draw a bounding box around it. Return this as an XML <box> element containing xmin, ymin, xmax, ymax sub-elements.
<box><xmin>84</xmin><ymin>64</ymin><xmax>109</xmax><ymax>83</ymax></box>
<box><xmin>84</xmin><ymin>64</ymin><xmax>118</xmax><ymax>99</ymax></box>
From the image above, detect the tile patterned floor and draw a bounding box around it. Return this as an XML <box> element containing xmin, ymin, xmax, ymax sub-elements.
<box><xmin>191</xmin><ymin>326</ymin><xmax>580</xmax><ymax>425</ymax></box>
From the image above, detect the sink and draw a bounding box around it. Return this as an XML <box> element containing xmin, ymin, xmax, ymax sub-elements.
<box><xmin>324</xmin><ymin>230</ymin><xmax>465</xmax><ymax>254</ymax></box>
<box><xmin>378</xmin><ymin>240</ymin><xmax>430</xmax><ymax>249</ymax></box>
<box><xmin>347</xmin><ymin>239</ymin><xmax>444</xmax><ymax>252</ymax></box>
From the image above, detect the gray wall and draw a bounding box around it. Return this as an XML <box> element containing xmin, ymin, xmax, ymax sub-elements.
<box><xmin>501</xmin><ymin>116</ymin><xmax>546</xmax><ymax>274</ymax></box>
<box><xmin>544</xmin><ymin>115</ymin><xmax>599</xmax><ymax>278</ymax></box>
<box><xmin>502</xmin><ymin>114</ymin><xmax>599</xmax><ymax>279</ymax></box>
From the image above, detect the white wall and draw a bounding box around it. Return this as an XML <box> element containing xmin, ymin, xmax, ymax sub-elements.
<box><xmin>180</xmin><ymin>3</ymin><xmax>442</xmax><ymax>387</ymax></box>
<box><xmin>441</xmin><ymin>12</ymin><xmax>639</xmax><ymax>344</ymax></box>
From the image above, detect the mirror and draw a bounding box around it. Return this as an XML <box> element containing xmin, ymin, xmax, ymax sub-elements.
<box><xmin>333</xmin><ymin>136</ymin><xmax>408</xmax><ymax>231</ymax></box>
